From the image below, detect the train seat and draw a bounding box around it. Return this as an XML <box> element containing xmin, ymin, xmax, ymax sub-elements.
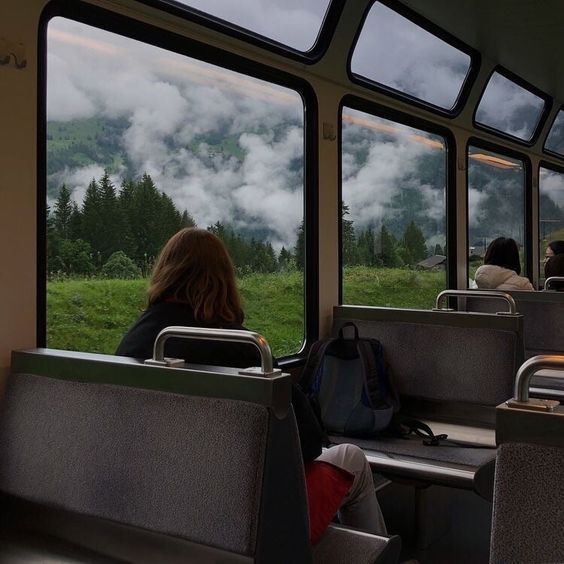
<box><xmin>329</xmin><ymin>305</ymin><xmax>524</xmax><ymax>494</ymax></box>
<box><xmin>491</xmin><ymin>356</ymin><xmax>564</xmax><ymax>563</ymax></box>
<box><xmin>0</xmin><ymin>348</ymin><xmax>401</xmax><ymax>564</ymax></box>
<box><xmin>464</xmin><ymin>289</ymin><xmax>564</xmax><ymax>358</ymax></box>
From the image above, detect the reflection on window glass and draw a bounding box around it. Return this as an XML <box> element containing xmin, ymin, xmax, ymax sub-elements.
<box><xmin>540</xmin><ymin>167</ymin><xmax>564</xmax><ymax>275</ymax></box>
<box><xmin>545</xmin><ymin>110</ymin><xmax>564</xmax><ymax>155</ymax></box>
<box><xmin>468</xmin><ymin>147</ymin><xmax>524</xmax><ymax>281</ymax></box>
<box><xmin>341</xmin><ymin>107</ymin><xmax>447</xmax><ymax>309</ymax></box>
<box><xmin>475</xmin><ymin>72</ymin><xmax>545</xmax><ymax>141</ymax></box>
<box><xmin>46</xmin><ymin>17</ymin><xmax>305</xmax><ymax>357</ymax></box>
<box><xmin>351</xmin><ymin>2</ymin><xmax>471</xmax><ymax>110</ymax></box>
<box><xmin>170</xmin><ymin>0</ymin><xmax>331</xmax><ymax>51</ymax></box>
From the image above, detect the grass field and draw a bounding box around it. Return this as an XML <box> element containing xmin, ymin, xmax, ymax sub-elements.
<box><xmin>47</xmin><ymin>267</ymin><xmax>445</xmax><ymax>358</ymax></box>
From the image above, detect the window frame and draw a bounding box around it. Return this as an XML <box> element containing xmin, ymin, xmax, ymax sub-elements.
<box><xmin>347</xmin><ymin>0</ymin><xmax>480</xmax><ymax>119</ymax></box>
<box><xmin>472</xmin><ymin>66</ymin><xmax>553</xmax><ymax>147</ymax></box>
<box><xmin>538</xmin><ymin>159</ymin><xmax>564</xmax><ymax>277</ymax></box>
<box><xmin>38</xmin><ymin>0</ymin><xmax>319</xmax><ymax>364</ymax></box>
<box><xmin>465</xmin><ymin>137</ymin><xmax>533</xmax><ymax>281</ymax></box>
<box><xmin>338</xmin><ymin>94</ymin><xmax>458</xmax><ymax>306</ymax></box>
<box><xmin>130</xmin><ymin>0</ymin><xmax>345</xmax><ymax>63</ymax></box>
<box><xmin>543</xmin><ymin>106</ymin><xmax>564</xmax><ymax>160</ymax></box>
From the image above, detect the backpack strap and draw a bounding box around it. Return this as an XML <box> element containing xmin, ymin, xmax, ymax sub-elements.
<box><xmin>398</xmin><ymin>415</ymin><xmax>496</xmax><ymax>449</ymax></box>
<box><xmin>356</xmin><ymin>339</ymin><xmax>381</xmax><ymax>408</ymax></box>
<box><xmin>299</xmin><ymin>338</ymin><xmax>335</xmax><ymax>393</ymax></box>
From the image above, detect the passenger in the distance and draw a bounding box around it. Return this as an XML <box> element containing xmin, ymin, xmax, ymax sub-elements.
<box><xmin>544</xmin><ymin>253</ymin><xmax>564</xmax><ymax>291</ymax></box>
<box><xmin>544</xmin><ymin>240</ymin><xmax>564</xmax><ymax>263</ymax></box>
<box><xmin>116</xmin><ymin>227</ymin><xmax>387</xmax><ymax>542</ymax></box>
<box><xmin>474</xmin><ymin>237</ymin><xmax>534</xmax><ymax>291</ymax></box>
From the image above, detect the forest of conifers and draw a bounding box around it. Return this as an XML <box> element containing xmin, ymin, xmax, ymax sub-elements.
<box><xmin>48</xmin><ymin>172</ymin><xmax>437</xmax><ymax>278</ymax></box>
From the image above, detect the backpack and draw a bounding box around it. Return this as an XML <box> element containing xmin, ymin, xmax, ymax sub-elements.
<box><xmin>300</xmin><ymin>322</ymin><xmax>400</xmax><ymax>437</ymax></box>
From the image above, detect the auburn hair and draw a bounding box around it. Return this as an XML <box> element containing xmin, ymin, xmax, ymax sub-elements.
<box><xmin>147</xmin><ymin>228</ymin><xmax>243</xmax><ymax>325</ymax></box>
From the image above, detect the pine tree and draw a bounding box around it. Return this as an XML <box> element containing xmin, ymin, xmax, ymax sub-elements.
<box><xmin>402</xmin><ymin>221</ymin><xmax>427</xmax><ymax>265</ymax></box>
<box><xmin>98</xmin><ymin>171</ymin><xmax>121</xmax><ymax>261</ymax></box>
<box><xmin>342</xmin><ymin>202</ymin><xmax>357</xmax><ymax>266</ymax></box>
<box><xmin>294</xmin><ymin>221</ymin><xmax>305</xmax><ymax>271</ymax></box>
<box><xmin>80</xmin><ymin>178</ymin><xmax>102</xmax><ymax>263</ymax></box>
<box><xmin>434</xmin><ymin>243</ymin><xmax>444</xmax><ymax>256</ymax></box>
<box><xmin>181</xmin><ymin>210</ymin><xmax>196</xmax><ymax>228</ymax></box>
<box><xmin>377</xmin><ymin>225</ymin><xmax>401</xmax><ymax>267</ymax></box>
<box><xmin>278</xmin><ymin>246</ymin><xmax>294</xmax><ymax>271</ymax></box>
<box><xmin>53</xmin><ymin>184</ymin><xmax>73</xmax><ymax>239</ymax></box>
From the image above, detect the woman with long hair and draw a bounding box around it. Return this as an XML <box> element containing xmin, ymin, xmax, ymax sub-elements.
<box><xmin>116</xmin><ymin>227</ymin><xmax>387</xmax><ymax>543</ymax></box>
<box><xmin>474</xmin><ymin>237</ymin><xmax>534</xmax><ymax>291</ymax></box>
<box><xmin>116</xmin><ymin>227</ymin><xmax>251</xmax><ymax>366</ymax></box>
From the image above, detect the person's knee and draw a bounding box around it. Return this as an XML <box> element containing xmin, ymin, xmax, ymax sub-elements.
<box><xmin>335</xmin><ymin>443</ymin><xmax>370</xmax><ymax>473</ymax></box>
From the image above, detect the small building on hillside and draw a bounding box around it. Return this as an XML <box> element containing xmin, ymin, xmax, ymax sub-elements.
<box><xmin>417</xmin><ymin>255</ymin><xmax>446</xmax><ymax>270</ymax></box>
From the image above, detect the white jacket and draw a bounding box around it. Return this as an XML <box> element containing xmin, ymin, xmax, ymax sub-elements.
<box><xmin>474</xmin><ymin>264</ymin><xmax>534</xmax><ymax>291</ymax></box>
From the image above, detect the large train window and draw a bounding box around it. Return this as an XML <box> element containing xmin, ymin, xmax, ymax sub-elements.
<box><xmin>46</xmin><ymin>17</ymin><xmax>305</xmax><ymax>358</ymax></box>
<box><xmin>475</xmin><ymin>71</ymin><xmax>546</xmax><ymax>142</ymax></box>
<box><xmin>545</xmin><ymin>110</ymin><xmax>564</xmax><ymax>156</ymax></box>
<box><xmin>539</xmin><ymin>166</ymin><xmax>564</xmax><ymax>272</ymax></box>
<box><xmin>351</xmin><ymin>1</ymin><xmax>471</xmax><ymax>111</ymax></box>
<box><xmin>467</xmin><ymin>147</ymin><xmax>525</xmax><ymax>282</ymax></box>
<box><xmin>341</xmin><ymin>107</ymin><xmax>447</xmax><ymax>309</ymax></box>
<box><xmin>151</xmin><ymin>0</ymin><xmax>331</xmax><ymax>52</ymax></box>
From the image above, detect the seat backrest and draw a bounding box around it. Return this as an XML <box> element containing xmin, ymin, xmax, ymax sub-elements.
<box><xmin>465</xmin><ymin>290</ymin><xmax>564</xmax><ymax>357</ymax></box>
<box><xmin>490</xmin><ymin>442</ymin><xmax>564</xmax><ymax>563</ymax></box>
<box><xmin>332</xmin><ymin>306</ymin><xmax>524</xmax><ymax>426</ymax></box>
<box><xmin>0</xmin><ymin>349</ymin><xmax>310</xmax><ymax>563</ymax></box>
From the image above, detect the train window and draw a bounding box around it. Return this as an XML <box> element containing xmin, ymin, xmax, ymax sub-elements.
<box><xmin>545</xmin><ymin>109</ymin><xmax>564</xmax><ymax>156</ymax></box>
<box><xmin>539</xmin><ymin>167</ymin><xmax>564</xmax><ymax>270</ymax></box>
<box><xmin>351</xmin><ymin>2</ymin><xmax>471</xmax><ymax>111</ymax></box>
<box><xmin>475</xmin><ymin>71</ymin><xmax>545</xmax><ymax>142</ymax></box>
<box><xmin>341</xmin><ymin>107</ymin><xmax>447</xmax><ymax>309</ymax></box>
<box><xmin>158</xmin><ymin>0</ymin><xmax>331</xmax><ymax>52</ymax></box>
<box><xmin>46</xmin><ymin>17</ymin><xmax>305</xmax><ymax>358</ymax></box>
<box><xmin>467</xmin><ymin>146</ymin><xmax>525</xmax><ymax>281</ymax></box>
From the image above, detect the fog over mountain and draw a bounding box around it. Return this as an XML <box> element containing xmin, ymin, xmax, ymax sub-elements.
<box><xmin>47</xmin><ymin>9</ymin><xmax>561</xmax><ymax>252</ymax></box>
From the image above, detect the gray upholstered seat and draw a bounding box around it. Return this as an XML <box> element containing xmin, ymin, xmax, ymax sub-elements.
<box><xmin>328</xmin><ymin>305</ymin><xmax>523</xmax><ymax>491</ymax></box>
<box><xmin>490</xmin><ymin>442</ymin><xmax>564</xmax><ymax>563</ymax></box>
<box><xmin>0</xmin><ymin>349</ymin><xmax>400</xmax><ymax>564</ymax></box>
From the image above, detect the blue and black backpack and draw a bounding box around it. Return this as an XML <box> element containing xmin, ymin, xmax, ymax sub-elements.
<box><xmin>300</xmin><ymin>322</ymin><xmax>400</xmax><ymax>437</ymax></box>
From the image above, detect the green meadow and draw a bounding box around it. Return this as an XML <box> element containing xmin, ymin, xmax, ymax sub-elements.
<box><xmin>47</xmin><ymin>267</ymin><xmax>445</xmax><ymax>358</ymax></box>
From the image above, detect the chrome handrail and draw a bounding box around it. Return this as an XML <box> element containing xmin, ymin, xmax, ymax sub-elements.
<box><xmin>544</xmin><ymin>276</ymin><xmax>564</xmax><ymax>290</ymax></box>
<box><xmin>513</xmin><ymin>355</ymin><xmax>564</xmax><ymax>402</ymax></box>
<box><xmin>145</xmin><ymin>326</ymin><xmax>277</xmax><ymax>374</ymax></box>
<box><xmin>434</xmin><ymin>289</ymin><xmax>517</xmax><ymax>315</ymax></box>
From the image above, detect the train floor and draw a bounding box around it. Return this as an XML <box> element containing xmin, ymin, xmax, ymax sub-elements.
<box><xmin>378</xmin><ymin>479</ymin><xmax>492</xmax><ymax>564</ymax></box>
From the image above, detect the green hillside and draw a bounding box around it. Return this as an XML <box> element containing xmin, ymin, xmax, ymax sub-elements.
<box><xmin>47</xmin><ymin>267</ymin><xmax>443</xmax><ymax>359</ymax></box>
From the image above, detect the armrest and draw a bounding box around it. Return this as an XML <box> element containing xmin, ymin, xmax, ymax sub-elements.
<box><xmin>313</xmin><ymin>524</ymin><xmax>401</xmax><ymax>564</ymax></box>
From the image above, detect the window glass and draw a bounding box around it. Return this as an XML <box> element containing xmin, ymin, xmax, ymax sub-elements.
<box><xmin>351</xmin><ymin>2</ymin><xmax>471</xmax><ymax>110</ymax></box>
<box><xmin>475</xmin><ymin>72</ymin><xmax>545</xmax><ymax>141</ymax></box>
<box><xmin>341</xmin><ymin>107</ymin><xmax>447</xmax><ymax>309</ymax></box>
<box><xmin>545</xmin><ymin>110</ymin><xmax>564</xmax><ymax>155</ymax></box>
<box><xmin>168</xmin><ymin>0</ymin><xmax>331</xmax><ymax>51</ymax></box>
<box><xmin>467</xmin><ymin>147</ymin><xmax>525</xmax><ymax>281</ymax></box>
<box><xmin>540</xmin><ymin>167</ymin><xmax>564</xmax><ymax>276</ymax></box>
<box><xmin>46</xmin><ymin>17</ymin><xmax>305</xmax><ymax>357</ymax></box>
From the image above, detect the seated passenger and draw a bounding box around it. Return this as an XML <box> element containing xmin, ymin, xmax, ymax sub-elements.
<box><xmin>544</xmin><ymin>254</ymin><xmax>564</xmax><ymax>291</ymax></box>
<box><xmin>116</xmin><ymin>227</ymin><xmax>387</xmax><ymax>541</ymax></box>
<box><xmin>545</xmin><ymin>240</ymin><xmax>564</xmax><ymax>263</ymax></box>
<box><xmin>474</xmin><ymin>237</ymin><xmax>534</xmax><ymax>291</ymax></box>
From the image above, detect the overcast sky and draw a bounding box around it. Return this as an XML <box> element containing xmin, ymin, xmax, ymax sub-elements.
<box><xmin>47</xmin><ymin>2</ymin><xmax>549</xmax><ymax>249</ymax></box>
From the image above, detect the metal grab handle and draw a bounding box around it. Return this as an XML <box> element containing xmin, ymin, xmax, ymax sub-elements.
<box><xmin>544</xmin><ymin>276</ymin><xmax>564</xmax><ymax>290</ymax></box>
<box><xmin>145</xmin><ymin>326</ymin><xmax>276</xmax><ymax>374</ymax></box>
<box><xmin>513</xmin><ymin>355</ymin><xmax>564</xmax><ymax>402</ymax></box>
<box><xmin>434</xmin><ymin>289</ymin><xmax>517</xmax><ymax>315</ymax></box>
